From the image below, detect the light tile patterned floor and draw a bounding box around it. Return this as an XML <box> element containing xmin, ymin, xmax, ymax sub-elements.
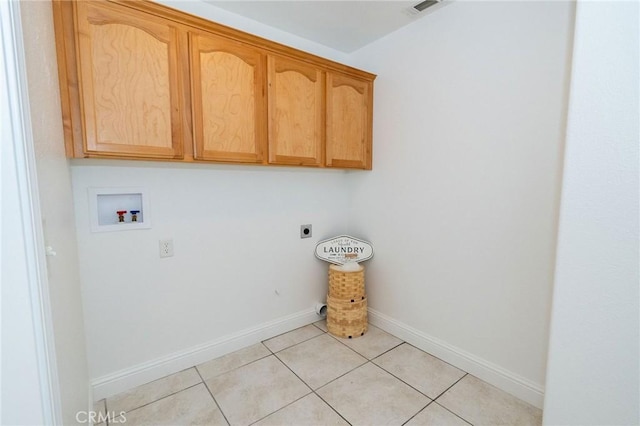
<box><xmin>95</xmin><ymin>322</ymin><xmax>542</xmax><ymax>426</ymax></box>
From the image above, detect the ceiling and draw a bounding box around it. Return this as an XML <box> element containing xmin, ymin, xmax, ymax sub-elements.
<box><xmin>205</xmin><ymin>1</ymin><xmax>448</xmax><ymax>53</ymax></box>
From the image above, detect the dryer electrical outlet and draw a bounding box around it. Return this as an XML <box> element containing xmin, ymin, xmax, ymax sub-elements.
<box><xmin>300</xmin><ymin>224</ymin><xmax>312</xmax><ymax>239</ymax></box>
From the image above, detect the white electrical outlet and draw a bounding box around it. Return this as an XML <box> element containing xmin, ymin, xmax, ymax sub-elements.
<box><xmin>159</xmin><ymin>239</ymin><xmax>173</xmax><ymax>258</ymax></box>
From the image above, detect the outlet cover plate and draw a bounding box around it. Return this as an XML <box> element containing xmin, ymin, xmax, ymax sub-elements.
<box><xmin>159</xmin><ymin>239</ymin><xmax>174</xmax><ymax>258</ymax></box>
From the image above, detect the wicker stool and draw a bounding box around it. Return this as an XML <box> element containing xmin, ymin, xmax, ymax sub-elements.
<box><xmin>326</xmin><ymin>264</ymin><xmax>368</xmax><ymax>339</ymax></box>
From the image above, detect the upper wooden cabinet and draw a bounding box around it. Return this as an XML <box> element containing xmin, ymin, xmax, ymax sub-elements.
<box><xmin>326</xmin><ymin>73</ymin><xmax>373</xmax><ymax>169</ymax></box>
<box><xmin>190</xmin><ymin>33</ymin><xmax>267</xmax><ymax>163</ymax></box>
<box><xmin>268</xmin><ymin>56</ymin><xmax>324</xmax><ymax>167</ymax></box>
<box><xmin>73</xmin><ymin>1</ymin><xmax>185</xmax><ymax>159</ymax></box>
<box><xmin>53</xmin><ymin>0</ymin><xmax>375</xmax><ymax>169</ymax></box>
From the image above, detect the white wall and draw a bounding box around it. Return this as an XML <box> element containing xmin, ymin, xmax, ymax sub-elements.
<box><xmin>72</xmin><ymin>163</ymin><xmax>348</xmax><ymax>382</ymax></box>
<box><xmin>68</xmin><ymin>1</ymin><xmax>354</xmax><ymax>395</ymax></box>
<box><xmin>19</xmin><ymin>1</ymin><xmax>91</xmax><ymax>424</ymax></box>
<box><xmin>155</xmin><ymin>0</ymin><xmax>351</xmax><ymax>65</ymax></box>
<box><xmin>347</xmin><ymin>1</ymin><xmax>575</xmax><ymax>405</ymax></box>
<box><xmin>543</xmin><ymin>1</ymin><xmax>640</xmax><ymax>424</ymax></box>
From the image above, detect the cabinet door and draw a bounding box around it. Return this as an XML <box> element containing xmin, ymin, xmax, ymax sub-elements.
<box><xmin>190</xmin><ymin>34</ymin><xmax>267</xmax><ymax>163</ymax></box>
<box><xmin>75</xmin><ymin>2</ymin><xmax>184</xmax><ymax>158</ymax></box>
<box><xmin>326</xmin><ymin>73</ymin><xmax>372</xmax><ymax>169</ymax></box>
<box><xmin>268</xmin><ymin>56</ymin><xmax>324</xmax><ymax>166</ymax></box>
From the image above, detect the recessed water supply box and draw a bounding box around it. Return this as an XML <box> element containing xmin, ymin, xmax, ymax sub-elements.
<box><xmin>88</xmin><ymin>187</ymin><xmax>151</xmax><ymax>232</ymax></box>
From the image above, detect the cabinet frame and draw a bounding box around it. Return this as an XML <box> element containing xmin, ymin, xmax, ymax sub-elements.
<box><xmin>267</xmin><ymin>55</ymin><xmax>325</xmax><ymax>167</ymax></box>
<box><xmin>73</xmin><ymin>1</ymin><xmax>186</xmax><ymax>159</ymax></box>
<box><xmin>326</xmin><ymin>72</ymin><xmax>373</xmax><ymax>170</ymax></box>
<box><xmin>190</xmin><ymin>32</ymin><xmax>268</xmax><ymax>163</ymax></box>
<box><xmin>52</xmin><ymin>0</ymin><xmax>375</xmax><ymax>168</ymax></box>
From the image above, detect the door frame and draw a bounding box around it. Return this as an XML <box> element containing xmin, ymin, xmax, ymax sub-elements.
<box><xmin>1</xmin><ymin>0</ymin><xmax>62</xmax><ymax>423</ymax></box>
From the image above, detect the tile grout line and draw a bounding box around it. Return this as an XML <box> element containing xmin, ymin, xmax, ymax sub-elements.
<box><xmin>103</xmin><ymin>366</ymin><xmax>201</xmax><ymax>414</ymax></box>
<box><xmin>268</xmin><ymin>320</ymin><xmax>400</xmax><ymax>361</ymax></box>
<box><xmin>322</xmin><ymin>323</ymin><xmax>405</xmax><ymax>363</ymax></box>
<box><xmin>403</xmin><ymin>340</ymin><xmax>469</xmax><ymax>371</ymax></box>
<box><xmin>365</xmin><ymin>361</ymin><xmax>433</xmax><ymax>421</ymax></box>
<box><xmin>366</xmin><ymin>340</ymin><xmax>405</xmax><ymax>361</ymax></box>
<box><xmin>197</xmin><ymin>342</ymin><xmax>273</xmax><ymax>381</ymax></box>
<box><xmin>103</xmin><ymin>367</ymin><xmax>203</xmax><ymax>414</ymax></box>
<box><xmin>370</xmin><ymin>343</ymin><xmax>471</xmax><ymax>408</ymax></box>
<box><xmin>430</xmin><ymin>373</ymin><xmax>475</xmax><ymax>425</ymax></box>
<box><xmin>112</xmin><ymin>381</ymin><xmax>204</xmax><ymax>420</ymax></box>
<box><xmin>432</xmin><ymin>372</ymin><xmax>468</xmax><ymax>402</ymax></box>
<box><xmin>362</xmin><ymin>345</ymin><xmax>474</xmax><ymax>424</ymax></box>
<box><xmin>194</xmin><ymin>326</ymin><xmax>334</xmax><ymax>426</ymax></box>
<box><xmin>247</xmin><ymin>393</ymin><xmax>311</xmax><ymax>426</ymax></box>
<box><xmin>431</xmin><ymin>400</ymin><xmax>474</xmax><ymax>426</ymax></box>
<box><xmin>271</xmin><ymin>350</ymin><xmax>354</xmax><ymax>425</ymax></box>
<box><xmin>313</xmin><ymin>390</ymin><xmax>353</xmax><ymax>426</ymax></box>
<box><xmin>264</xmin><ymin>326</ymin><xmax>327</xmax><ymax>354</ymax></box>
<box><xmin>260</xmin><ymin>322</ymin><xmax>362</xmax><ymax>425</ymax></box>
<box><xmin>371</xmin><ymin>359</ymin><xmax>438</xmax><ymax>402</ymax></box>
<box><xmin>104</xmin><ymin>398</ymin><xmax>109</xmax><ymax>426</ymax></box>
<box><xmin>265</xmin><ymin>324</ymin><xmax>372</xmax><ymax>391</ymax></box>
<box><xmin>400</xmin><ymin>400</ymin><xmax>436</xmax><ymax>426</ymax></box>
<box><xmin>308</xmin><ymin>358</ymin><xmax>374</xmax><ymax>413</ymax></box>
<box><xmin>195</xmin><ymin>340</ymin><xmax>320</xmax><ymax>426</ymax></box>
<box><xmin>195</xmin><ymin>367</ymin><xmax>232</xmax><ymax>426</ymax></box>
<box><xmin>271</xmin><ymin>350</ymin><xmax>317</xmax><ymax>393</ymax></box>
<box><xmin>303</xmin><ymin>356</ymin><xmax>369</xmax><ymax>393</ymax></box>
<box><xmin>267</xmin><ymin>323</ymin><xmax>436</xmax><ymax>424</ymax></box>
<box><xmin>326</xmin><ymin>330</ymin><xmax>380</xmax><ymax>359</ymax></box>
<box><xmin>262</xmin><ymin>353</ymin><xmax>316</xmax><ymax>422</ymax></box>
<box><xmin>311</xmin><ymin>321</ymin><xmax>327</xmax><ymax>333</ymax></box>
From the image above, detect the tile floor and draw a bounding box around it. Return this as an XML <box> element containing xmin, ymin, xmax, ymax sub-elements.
<box><xmin>95</xmin><ymin>321</ymin><xmax>542</xmax><ymax>426</ymax></box>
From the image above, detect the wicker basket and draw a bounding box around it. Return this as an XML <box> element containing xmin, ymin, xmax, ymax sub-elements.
<box><xmin>326</xmin><ymin>294</ymin><xmax>368</xmax><ymax>339</ymax></box>
<box><xmin>328</xmin><ymin>264</ymin><xmax>365</xmax><ymax>300</ymax></box>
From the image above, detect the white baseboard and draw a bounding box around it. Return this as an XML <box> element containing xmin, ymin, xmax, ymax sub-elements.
<box><xmin>91</xmin><ymin>307</ymin><xmax>544</xmax><ymax>408</ymax></box>
<box><xmin>92</xmin><ymin>308</ymin><xmax>319</xmax><ymax>401</ymax></box>
<box><xmin>368</xmin><ymin>308</ymin><xmax>545</xmax><ymax>409</ymax></box>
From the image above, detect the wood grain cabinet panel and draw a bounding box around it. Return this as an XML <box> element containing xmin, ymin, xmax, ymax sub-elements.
<box><xmin>268</xmin><ymin>56</ymin><xmax>324</xmax><ymax>166</ymax></box>
<box><xmin>54</xmin><ymin>0</ymin><xmax>375</xmax><ymax>168</ymax></box>
<box><xmin>326</xmin><ymin>72</ymin><xmax>373</xmax><ymax>169</ymax></box>
<box><xmin>190</xmin><ymin>34</ymin><xmax>267</xmax><ymax>163</ymax></box>
<box><xmin>75</xmin><ymin>1</ymin><xmax>184</xmax><ymax>158</ymax></box>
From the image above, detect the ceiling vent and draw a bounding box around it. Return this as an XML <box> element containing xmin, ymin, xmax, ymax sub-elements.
<box><xmin>413</xmin><ymin>0</ymin><xmax>440</xmax><ymax>12</ymax></box>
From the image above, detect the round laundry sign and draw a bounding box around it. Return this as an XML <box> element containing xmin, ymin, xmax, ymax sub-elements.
<box><xmin>315</xmin><ymin>235</ymin><xmax>374</xmax><ymax>265</ymax></box>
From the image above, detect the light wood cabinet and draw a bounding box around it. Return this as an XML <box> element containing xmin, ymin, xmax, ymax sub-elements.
<box><xmin>190</xmin><ymin>33</ymin><xmax>267</xmax><ymax>163</ymax></box>
<box><xmin>74</xmin><ymin>1</ymin><xmax>184</xmax><ymax>159</ymax></box>
<box><xmin>268</xmin><ymin>56</ymin><xmax>324</xmax><ymax>166</ymax></box>
<box><xmin>53</xmin><ymin>0</ymin><xmax>375</xmax><ymax>169</ymax></box>
<box><xmin>326</xmin><ymin>73</ymin><xmax>373</xmax><ymax>169</ymax></box>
